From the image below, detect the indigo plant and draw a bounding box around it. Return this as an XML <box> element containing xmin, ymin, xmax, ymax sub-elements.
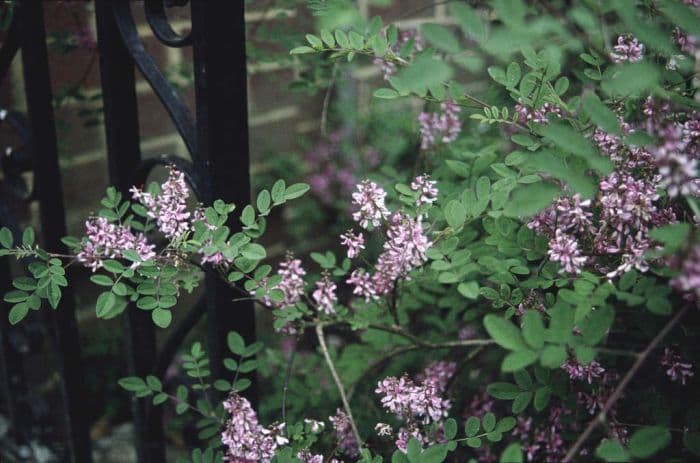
<box><xmin>3</xmin><ymin>1</ymin><xmax>700</xmax><ymax>462</ymax></box>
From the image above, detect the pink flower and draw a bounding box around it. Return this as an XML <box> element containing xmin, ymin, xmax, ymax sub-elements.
<box><xmin>275</xmin><ymin>253</ymin><xmax>307</xmax><ymax>308</ymax></box>
<box><xmin>411</xmin><ymin>174</ymin><xmax>439</xmax><ymax>207</ymax></box>
<box><xmin>671</xmin><ymin>245</ymin><xmax>700</xmax><ymax>297</ymax></box>
<box><xmin>548</xmin><ymin>230</ymin><xmax>587</xmax><ymax>274</ymax></box>
<box><xmin>312</xmin><ymin>274</ymin><xmax>337</xmax><ymax>315</ymax></box>
<box><xmin>561</xmin><ymin>358</ymin><xmax>606</xmax><ymax>384</ymax></box>
<box><xmin>346</xmin><ymin>269</ymin><xmax>377</xmax><ymax>302</ymax></box>
<box><xmin>340</xmin><ymin>230</ymin><xmax>365</xmax><ymax>258</ymax></box>
<box><xmin>661</xmin><ymin>347</ymin><xmax>694</xmax><ymax>385</ymax></box>
<box><xmin>131</xmin><ymin>167</ymin><xmax>192</xmax><ymax>240</ymax></box>
<box><xmin>329</xmin><ymin>409</ymin><xmax>358</xmax><ymax>456</ymax></box>
<box><xmin>77</xmin><ymin>217</ymin><xmax>156</xmax><ymax>271</ymax></box>
<box><xmin>221</xmin><ymin>392</ymin><xmax>288</xmax><ymax>462</ymax></box>
<box><xmin>351</xmin><ymin>180</ymin><xmax>390</xmax><ymax>228</ymax></box>
<box><xmin>610</xmin><ymin>35</ymin><xmax>644</xmax><ymax>63</ymax></box>
<box><xmin>418</xmin><ymin>101</ymin><xmax>461</xmax><ymax>150</ymax></box>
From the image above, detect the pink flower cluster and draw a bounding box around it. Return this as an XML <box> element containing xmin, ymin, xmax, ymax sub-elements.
<box><xmin>305</xmin><ymin>130</ymin><xmax>380</xmax><ymax>206</ymax></box>
<box><xmin>351</xmin><ymin>180</ymin><xmax>389</xmax><ymax>228</ymax></box>
<box><xmin>671</xmin><ymin>245</ymin><xmax>700</xmax><ymax>298</ymax></box>
<box><xmin>275</xmin><ymin>254</ymin><xmax>307</xmax><ymax>308</ymax></box>
<box><xmin>345</xmin><ymin>176</ymin><xmax>434</xmax><ymax>300</ymax></box>
<box><xmin>661</xmin><ymin>347</ymin><xmax>694</xmax><ymax>385</ymax></box>
<box><xmin>312</xmin><ymin>273</ymin><xmax>338</xmax><ymax>315</ymax></box>
<box><xmin>515</xmin><ymin>102</ymin><xmax>564</xmax><ymax>125</ymax></box>
<box><xmin>221</xmin><ymin>392</ymin><xmax>288</xmax><ymax>462</ymax></box>
<box><xmin>376</xmin><ymin>362</ymin><xmax>454</xmax><ymax>453</ymax></box>
<box><xmin>418</xmin><ymin>100</ymin><xmax>461</xmax><ymax>150</ymax></box>
<box><xmin>561</xmin><ymin>358</ymin><xmax>605</xmax><ymax>384</ymax></box>
<box><xmin>410</xmin><ymin>175</ymin><xmax>439</xmax><ymax>207</ymax></box>
<box><xmin>329</xmin><ymin>409</ymin><xmax>358</xmax><ymax>457</ymax></box>
<box><xmin>340</xmin><ymin>230</ymin><xmax>365</xmax><ymax>259</ymax></box>
<box><xmin>512</xmin><ymin>405</ymin><xmax>572</xmax><ymax>462</ymax></box>
<box><xmin>373</xmin><ymin>29</ymin><xmax>424</xmax><ymax>80</ymax></box>
<box><xmin>130</xmin><ymin>167</ymin><xmax>192</xmax><ymax>240</ymax></box>
<box><xmin>77</xmin><ymin>217</ymin><xmax>156</xmax><ymax>272</ymax></box>
<box><xmin>610</xmin><ymin>35</ymin><xmax>644</xmax><ymax>63</ymax></box>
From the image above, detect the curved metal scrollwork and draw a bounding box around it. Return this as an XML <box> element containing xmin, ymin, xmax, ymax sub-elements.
<box><xmin>144</xmin><ymin>0</ymin><xmax>192</xmax><ymax>48</ymax></box>
<box><xmin>111</xmin><ymin>0</ymin><xmax>197</xmax><ymax>159</ymax></box>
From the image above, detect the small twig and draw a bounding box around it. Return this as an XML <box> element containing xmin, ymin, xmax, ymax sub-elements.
<box><xmin>316</xmin><ymin>323</ymin><xmax>363</xmax><ymax>448</ymax></box>
<box><xmin>320</xmin><ymin>63</ymin><xmax>338</xmax><ymax>136</ymax></box>
<box><xmin>281</xmin><ymin>337</ymin><xmax>298</xmax><ymax>436</ymax></box>
<box><xmin>562</xmin><ymin>305</ymin><xmax>690</xmax><ymax>462</ymax></box>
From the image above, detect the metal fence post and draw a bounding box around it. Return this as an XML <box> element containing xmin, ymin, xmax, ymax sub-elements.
<box><xmin>95</xmin><ymin>1</ymin><xmax>165</xmax><ymax>461</ymax></box>
<box><xmin>15</xmin><ymin>1</ymin><xmax>92</xmax><ymax>461</ymax></box>
<box><xmin>190</xmin><ymin>0</ymin><xmax>256</xmax><ymax>401</ymax></box>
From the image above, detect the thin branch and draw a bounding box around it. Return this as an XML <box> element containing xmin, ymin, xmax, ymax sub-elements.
<box><xmin>320</xmin><ymin>63</ymin><xmax>338</xmax><ymax>136</ymax></box>
<box><xmin>562</xmin><ymin>305</ymin><xmax>690</xmax><ymax>462</ymax></box>
<box><xmin>316</xmin><ymin>323</ymin><xmax>363</xmax><ymax>448</ymax></box>
<box><xmin>281</xmin><ymin>337</ymin><xmax>298</xmax><ymax>436</ymax></box>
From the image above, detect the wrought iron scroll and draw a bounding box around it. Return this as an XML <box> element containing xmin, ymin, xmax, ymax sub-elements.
<box><xmin>110</xmin><ymin>0</ymin><xmax>197</xmax><ymax>159</ymax></box>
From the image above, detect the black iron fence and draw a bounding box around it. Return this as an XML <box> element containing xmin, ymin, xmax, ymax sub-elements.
<box><xmin>0</xmin><ymin>1</ymin><xmax>254</xmax><ymax>461</ymax></box>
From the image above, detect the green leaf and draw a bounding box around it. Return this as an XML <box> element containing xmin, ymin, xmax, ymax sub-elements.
<box><xmin>603</xmin><ymin>62</ymin><xmax>660</xmax><ymax>97</ymax></box>
<box><xmin>465</xmin><ymin>416</ymin><xmax>480</xmax><ymax>437</ymax></box>
<box><xmin>47</xmin><ymin>282</ymin><xmax>61</xmax><ymax>309</ymax></box>
<box><xmin>8</xmin><ymin>303</ymin><xmax>29</xmax><ymax>325</ymax></box>
<box><xmin>521</xmin><ymin>310</ymin><xmax>545</xmax><ymax>349</ymax></box>
<box><xmin>482</xmin><ymin>413</ymin><xmax>496</xmax><ymax>432</ymax></box>
<box><xmin>284</xmin><ymin>183</ymin><xmax>310</xmax><ymax>200</ymax></box>
<box><xmin>395</xmin><ymin>53</ymin><xmax>453</xmax><ymax>95</ymax></box>
<box><xmin>271</xmin><ymin>179</ymin><xmax>286</xmax><ymax>204</ymax></box>
<box><xmin>152</xmin><ymin>308</ymin><xmax>172</xmax><ymax>328</ymax></box>
<box><xmin>4</xmin><ymin>290</ymin><xmax>28</xmax><ymax>303</ymax></box>
<box><xmin>420</xmin><ymin>23</ymin><xmax>460</xmax><ymax>54</ymax></box>
<box><xmin>443</xmin><ymin>200</ymin><xmax>466</xmax><ymax>229</ymax></box>
<box><xmin>484</xmin><ymin>315</ymin><xmax>528</xmax><ymax>350</ymax></box>
<box><xmin>539</xmin><ymin>122</ymin><xmax>612</xmax><ymax>173</ymax></box>
<box><xmin>457</xmin><ymin>281</ymin><xmax>479</xmax><ymax>299</ymax></box>
<box><xmin>578</xmin><ymin>306</ymin><xmax>614</xmax><ymax>345</ymax></box>
<box><xmin>241</xmin><ymin>243</ymin><xmax>266</xmax><ymax>260</ymax></box>
<box><xmin>500</xmin><ymin>443</ymin><xmax>523</xmax><ymax>463</ymax></box>
<box><xmin>0</xmin><ymin>227</ymin><xmax>12</xmax><ymax>248</ymax></box>
<box><xmin>659</xmin><ymin>0</ymin><xmax>700</xmax><ymax>35</ymax></box>
<box><xmin>503</xmin><ymin>182</ymin><xmax>560</xmax><ymax>218</ymax></box>
<box><xmin>374</xmin><ymin>88</ymin><xmax>400</xmax><ymax>99</ymax></box>
<box><xmin>227</xmin><ymin>331</ymin><xmax>246</xmax><ymax>355</ymax></box>
<box><xmin>305</xmin><ymin>34</ymin><xmax>323</xmax><ymax>48</ymax></box>
<box><xmin>320</xmin><ymin>29</ymin><xmax>336</xmax><ymax>47</ymax></box>
<box><xmin>118</xmin><ymin>376</ymin><xmax>147</xmax><ymax>392</ymax></box>
<box><xmin>90</xmin><ymin>274</ymin><xmax>114</xmax><ymax>286</ymax></box>
<box><xmin>582</xmin><ymin>92</ymin><xmax>621</xmax><ymax>135</ymax></box>
<box><xmin>95</xmin><ymin>292</ymin><xmax>117</xmax><ymax>318</ymax></box>
<box><xmin>241</xmin><ymin>205</ymin><xmax>256</xmax><ymax>226</ymax></box>
<box><xmin>487</xmin><ymin>382</ymin><xmax>520</xmax><ymax>400</ymax></box>
<box><xmin>649</xmin><ymin>223</ymin><xmax>691</xmax><ymax>253</ymax></box>
<box><xmin>444</xmin><ymin>418</ymin><xmax>457</xmax><ymax>440</ymax></box>
<box><xmin>628</xmin><ymin>426</ymin><xmax>671</xmax><ymax>459</ymax></box>
<box><xmin>495</xmin><ymin>417</ymin><xmax>516</xmax><ymax>433</ymax></box>
<box><xmin>449</xmin><ymin>3</ymin><xmax>485</xmax><ymax>41</ymax></box>
<box><xmin>534</xmin><ymin>386</ymin><xmax>551</xmax><ymax>411</ymax></box>
<box><xmin>256</xmin><ymin>190</ymin><xmax>271</xmax><ymax>213</ymax></box>
<box><xmin>466</xmin><ymin>437</ymin><xmax>482</xmax><ymax>448</ymax></box>
<box><xmin>22</xmin><ymin>228</ymin><xmax>34</xmax><ymax>247</ymax></box>
<box><xmin>540</xmin><ymin>345</ymin><xmax>567</xmax><ymax>368</ymax></box>
<box><xmin>502</xmin><ymin>350</ymin><xmax>538</xmax><ymax>372</ymax></box>
<box><xmin>511</xmin><ymin>391</ymin><xmax>532</xmax><ymax>413</ymax></box>
<box><xmin>596</xmin><ymin>439</ymin><xmax>630</xmax><ymax>462</ymax></box>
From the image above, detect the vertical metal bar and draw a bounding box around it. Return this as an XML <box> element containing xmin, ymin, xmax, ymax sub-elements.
<box><xmin>94</xmin><ymin>1</ymin><xmax>165</xmax><ymax>462</ymax></box>
<box><xmin>190</xmin><ymin>1</ymin><xmax>256</xmax><ymax>400</ymax></box>
<box><xmin>15</xmin><ymin>2</ymin><xmax>92</xmax><ymax>461</ymax></box>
